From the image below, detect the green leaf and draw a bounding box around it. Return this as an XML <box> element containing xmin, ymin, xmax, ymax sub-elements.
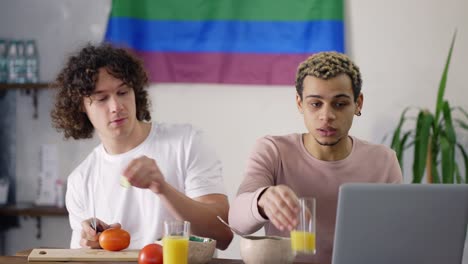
<box><xmin>391</xmin><ymin>107</ymin><xmax>410</xmax><ymax>149</ymax></box>
<box><xmin>396</xmin><ymin>131</ymin><xmax>412</xmax><ymax>173</ymax></box>
<box><xmin>390</xmin><ymin>107</ymin><xmax>411</xmax><ymax>169</ymax></box>
<box><xmin>400</xmin><ymin>131</ymin><xmax>412</xmax><ymax>151</ymax></box>
<box><xmin>454</xmin><ymin>119</ymin><xmax>468</xmax><ymax>130</ymax></box>
<box><xmin>455</xmin><ymin>165</ymin><xmax>463</xmax><ymax>183</ymax></box>
<box><xmin>431</xmin><ymin>159</ymin><xmax>441</xmax><ymax>183</ymax></box>
<box><xmin>456</xmin><ymin>143</ymin><xmax>468</xmax><ymax>184</ymax></box>
<box><xmin>440</xmin><ymin>135</ymin><xmax>455</xmax><ymax>183</ymax></box>
<box><xmin>439</xmin><ymin>101</ymin><xmax>457</xmax><ymax>183</ymax></box>
<box><xmin>442</xmin><ymin>101</ymin><xmax>456</xmax><ymax>143</ymax></box>
<box><xmin>434</xmin><ymin>31</ymin><xmax>456</xmax><ymax>123</ymax></box>
<box><xmin>412</xmin><ymin>111</ymin><xmax>434</xmax><ymax>183</ymax></box>
<box><xmin>404</xmin><ymin>140</ymin><xmax>415</xmax><ymax>149</ymax></box>
<box><xmin>454</xmin><ymin>106</ymin><xmax>468</xmax><ymax>120</ymax></box>
<box><xmin>453</xmin><ymin>107</ymin><xmax>468</xmax><ymax>132</ymax></box>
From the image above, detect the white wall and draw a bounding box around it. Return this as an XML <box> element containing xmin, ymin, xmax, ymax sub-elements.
<box><xmin>1</xmin><ymin>0</ymin><xmax>109</xmax><ymax>255</ymax></box>
<box><xmin>1</xmin><ymin>0</ymin><xmax>467</xmax><ymax>259</ymax></box>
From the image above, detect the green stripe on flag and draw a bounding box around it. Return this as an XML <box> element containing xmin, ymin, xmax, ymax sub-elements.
<box><xmin>110</xmin><ymin>0</ymin><xmax>343</xmax><ymax>21</ymax></box>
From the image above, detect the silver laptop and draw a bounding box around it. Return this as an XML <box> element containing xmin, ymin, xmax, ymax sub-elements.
<box><xmin>332</xmin><ymin>183</ymin><xmax>468</xmax><ymax>264</ymax></box>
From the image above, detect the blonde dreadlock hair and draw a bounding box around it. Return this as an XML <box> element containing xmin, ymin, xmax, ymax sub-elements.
<box><xmin>295</xmin><ymin>52</ymin><xmax>362</xmax><ymax>101</ymax></box>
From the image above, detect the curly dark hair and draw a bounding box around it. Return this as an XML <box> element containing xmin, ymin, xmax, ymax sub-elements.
<box><xmin>51</xmin><ymin>44</ymin><xmax>151</xmax><ymax>139</ymax></box>
<box><xmin>295</xmin><ymin>51</ymin><xmax>362</xmax><ymax>102</ymax></box>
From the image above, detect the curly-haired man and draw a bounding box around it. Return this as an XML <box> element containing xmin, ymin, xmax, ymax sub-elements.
<box><xmin>229</xmin><ymin>52</ymin><xmax>402</xmax><ymax>263</ymax></box>
<box><xmin>51</xmin><ymin>44</ymin><xmax>233</xmax><ymax>250</ymax></box>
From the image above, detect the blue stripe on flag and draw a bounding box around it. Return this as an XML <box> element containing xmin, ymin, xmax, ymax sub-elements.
<box><xmin>105</xmin><ymin>18</ymin><xmax>344</xmax><ymax>53</ymax></box>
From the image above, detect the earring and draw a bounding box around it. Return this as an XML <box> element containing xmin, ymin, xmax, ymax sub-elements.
<box><xmin>356</xmin><ymin>111</ymin><xmax>361</xmax><ymax>116</ymax></box>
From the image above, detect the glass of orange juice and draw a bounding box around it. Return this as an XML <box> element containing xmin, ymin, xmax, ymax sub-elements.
<box><xmin>163</xmin><ymin>220</ymin><xmax>190</xmax><ymax>264</ymax></box>
<box><xmin>290</xmin><ymin>197</ymin><xmax>316</xmax><ymax>255</ymax></box>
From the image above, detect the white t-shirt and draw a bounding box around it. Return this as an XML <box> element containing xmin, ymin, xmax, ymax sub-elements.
<box><xmin>66</xmin><ymin>123</ymin><xmax>226</xmax><ymax>249</ymax></box>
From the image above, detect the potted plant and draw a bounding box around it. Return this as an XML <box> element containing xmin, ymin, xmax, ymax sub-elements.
<box><xmin>389</xmin><ymin>31</ymin><xmax>468</xmax><ymax>184</ymax></box>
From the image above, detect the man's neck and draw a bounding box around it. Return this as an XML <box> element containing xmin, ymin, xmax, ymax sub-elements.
<box><xmin>303</xmin><ymin>134</ymin><xmax>353</xmax><ymax>161</ymax></box>
<box><xmin>101</xmin><ymin>122</ymin><xmax>151</xmax><ymax>155</ymax></box>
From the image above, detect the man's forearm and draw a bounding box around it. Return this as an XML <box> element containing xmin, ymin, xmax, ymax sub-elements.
<box><xmin>228</xmin><ymin>188</ymin><xmax>269</xmax><ymax>235</ymax></box>
<box><xmin>158</xmin><ymin>183</ymin><xmax>233</xmax><ymax>250</ymax></box>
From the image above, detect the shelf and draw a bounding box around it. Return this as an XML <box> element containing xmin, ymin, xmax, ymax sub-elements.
<box><xmin>0</xmin><ymin>203</ymin><xmax>67</xmax><ymax>217</ymax></box>
<box><xmin>0</xmin><ymin>203</ymin><xmax>68</xmax><ymax>239</ymax></box>
<box><xmin>0</xmin><ymin>83</ymin><xmax>51</xmax><ymax>90</ymax></box>
<box><xmin>0</xmin><ymin>83</ymin><xmax>52</xmax><ymax>119</ymax></box>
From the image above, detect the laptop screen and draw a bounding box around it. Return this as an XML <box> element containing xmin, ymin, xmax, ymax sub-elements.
<box><xmin>332</xmin><ymin>183</ymin><xmax>468</xmax><ymax>264</ymax></box>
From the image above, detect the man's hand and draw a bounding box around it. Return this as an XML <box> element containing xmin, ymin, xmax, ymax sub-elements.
<box><xmin>123</xmin><ymin>156</ymin><xmax>167</xmax><ymax>193</ymax></box>
<box><xmin>80</xmin><ymin>219</ymin><xmax>121</xmax><ymax>249</ymax></box>
<box><xmin>257</xmin><ymin>185</ymin><xmax>300</xmax><ymax>231</ymax></box>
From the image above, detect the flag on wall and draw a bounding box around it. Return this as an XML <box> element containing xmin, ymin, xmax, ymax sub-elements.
<box><xmin>104</xmin><ymin>0</ymin><xmax>344</xmax><ymax>85</ymax></box>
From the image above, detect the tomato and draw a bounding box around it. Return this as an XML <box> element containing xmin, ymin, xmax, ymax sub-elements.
<box><xmin>138</xmin><ymin>243</ymin><xmax>163</xmax><ymax>264</ymax></box>
<box><xmin>99</xmin><ymin>227</ymin><xmax>131</xmax><ymax>251</ymax></box>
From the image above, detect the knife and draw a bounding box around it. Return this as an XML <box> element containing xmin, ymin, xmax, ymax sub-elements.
<box><xmin>91</xmin><ymin>155</ymin><xmax>99</xmax><ymax>232</ymax></box>
<box><xmin>92</xmin><ymin>202</ymin><xmax>97</xmax><ymax>231</ymax></box>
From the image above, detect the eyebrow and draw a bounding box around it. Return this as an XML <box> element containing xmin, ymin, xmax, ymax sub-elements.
<box><xmin>305</xmin><ymin>94</ymin><xmax>352</xmax><ymax>99</ymax></box>
<box><xmin>91</xmin><ymin>82</ymin><xmax>126</xmax><ymax>95</ymax></box>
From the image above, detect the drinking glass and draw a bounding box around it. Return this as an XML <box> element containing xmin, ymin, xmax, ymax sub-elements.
<box><xmin>290</xmin><ymin>197</ymin><xmax>316</xmax><ymax>255</ymax></box>
<box><xmin>163</xmin><ymin>220</ymin><xmax>191</xmax><ymax>264</ymax></box>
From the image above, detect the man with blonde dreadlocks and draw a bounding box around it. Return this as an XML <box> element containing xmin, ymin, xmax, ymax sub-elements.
<box><xmin>228</xmin><ymin>52</ymin><xmax>402</xmax><ymax>264</ymax></box>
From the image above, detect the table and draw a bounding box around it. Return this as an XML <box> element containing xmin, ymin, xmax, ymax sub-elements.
<box><xmin>1</xmin><ymin>256</ymin><xmax>312</xmax><ymax>264</ymax></box>
<box><xmin>0</xmin><ymin>256</ymin><xmax>244</xmax><ymax>264</ymax></box>
<box><xmin>4</xmin><ymin>249</ymin><xmax>312</xmax><ymax>264</ymax></box>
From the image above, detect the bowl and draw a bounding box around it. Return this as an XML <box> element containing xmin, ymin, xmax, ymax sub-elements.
<box><xmin>240</xmin><ymin>235</ymin><xmax>294</xmax><ymax>264</ymax></box>
<box><xmin>188</xmin><ymin>235</ymin><xmax>216</xmax><ymax>264</ymax></box>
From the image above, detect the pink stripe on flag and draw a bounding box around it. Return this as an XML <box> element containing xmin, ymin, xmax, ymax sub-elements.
<box><xmin>132</xmin><ymin>51</ymin><xmax>312</xmax><ymax>85</ymax></box>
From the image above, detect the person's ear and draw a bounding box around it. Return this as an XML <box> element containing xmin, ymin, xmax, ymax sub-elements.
<box><xmin>355</xmin><ymin>93</ymin><xmax>364</xmax><ymax>116</ymax></box>
<box><xmin>296</xmin><ymin>93</ymin><xmax>304</xmax><ymax>114</ymax></box>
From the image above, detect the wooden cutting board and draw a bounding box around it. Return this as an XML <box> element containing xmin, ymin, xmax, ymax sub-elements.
<box><xmin>28</xmin><ymin>248</ymin><xmax>139</xmax><ymax>262</ymax></box>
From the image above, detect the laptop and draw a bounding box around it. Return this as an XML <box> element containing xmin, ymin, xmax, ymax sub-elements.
<box><xmin>332</xmin><ymin>183</ymin><xmax>468</xmax><ymax>264</ymax></box>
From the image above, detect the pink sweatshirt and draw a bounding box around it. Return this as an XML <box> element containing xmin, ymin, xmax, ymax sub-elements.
<box><xmin>229</xmin><ymin>134</ymin><xmax>402</xmax><ymax>264</ymax></box>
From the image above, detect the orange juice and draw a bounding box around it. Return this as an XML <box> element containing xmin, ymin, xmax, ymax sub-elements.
<box><xmin>163</xmin><ymin>236</ymin><xmax>189</xmax><ymax>264</ymax></box>
<box><xmin>290</xmin><ymin>230</ymin><xmax>316</xmax><ymax>253</ymax></box>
